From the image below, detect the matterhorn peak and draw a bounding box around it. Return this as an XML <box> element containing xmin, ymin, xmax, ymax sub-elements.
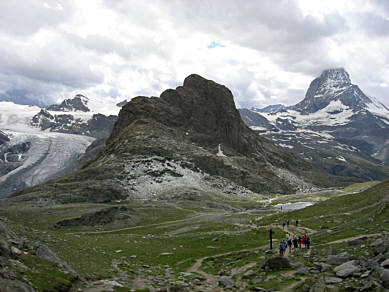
<box><xmin>319</xmin><ymin>68</ymin><xmax>351</xmax><ymax>87</ymax></box>
<box><xmin>293</xmin><ymin>68</ymin><xmax>372</xmax><ymax>113</ymax></box>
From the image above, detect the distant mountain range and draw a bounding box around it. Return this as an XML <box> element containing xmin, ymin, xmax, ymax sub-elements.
<box><xmin>239</xmin><ymin>68</ymin><xmax>389</xmax><ymax>181</ymax></box>
<box><xmin>0</xmin><ymin>95</ymin><xmax>120</xmax><ymax>197</ymax></box>
<box><xmin>9</xmin><ymin>74</ymin><xmax>355</xmax><ymax>205</ymax></box>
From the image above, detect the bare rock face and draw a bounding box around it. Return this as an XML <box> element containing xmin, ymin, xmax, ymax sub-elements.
<box><xmin>0</xmin><ymin>130</ymin><xmax>9</xmax><ymax>145</ymax></box>
<box><xmin>109</xmin><ymin>74</ymin><xmax>256</xmax><ymax>154</ymax></box>
<box><xmin>47</xmin><ymin>94</ymin><xmax>90</xmax><ymax>112</ymax></box>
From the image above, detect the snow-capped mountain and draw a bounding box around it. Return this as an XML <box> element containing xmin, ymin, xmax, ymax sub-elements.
<box><xmin>0</xmin><ymin>95</ymin><xmax>121</xmax><ymax>198</ymax></box>
<box><xmin>46</xmin><ymin>94</ymin><xmax>90</xmax><ymax>112</ymax></box>
<box><xmin>251</xmin><ymin>104</ymin><xmax>291</xmax><ymax>114</ymax></box>
<box><xmin>239</xmin><ymin>68</ymin><xmax>389</xmax><ymax>180</ymax></box>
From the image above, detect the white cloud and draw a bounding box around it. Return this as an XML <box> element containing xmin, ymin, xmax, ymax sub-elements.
<box><xmin>0</xmin><ymin>0</ymin><xmax>388</xmax><ymax>109</ymax></box>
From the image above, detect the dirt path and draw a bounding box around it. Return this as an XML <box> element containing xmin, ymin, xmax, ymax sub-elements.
<box><xmin>316</xmin><ymin>233</ymin><xmax>382</xmax><ymax>246</ymax></box>
<box><xmin>187</xmin><ymin>244</ymin><xmax>267</xmax><ymax>291</ymax></box>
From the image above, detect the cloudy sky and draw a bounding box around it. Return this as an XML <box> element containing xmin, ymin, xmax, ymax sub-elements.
<box><xmin>0</xmin><ymin>0</ymin><xmax>389</xmax><ymax>109</ymax></box>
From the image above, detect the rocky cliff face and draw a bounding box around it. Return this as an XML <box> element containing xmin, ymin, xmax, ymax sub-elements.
<box><xmin>0</xmin><ymin>130</ymin><xmax>9</xmax><ymax>145</ymax></box>
<box><xmin>239</xmin><ymin>68</ymin><xmax>389</xmax><ymax>180</ymax></box>
<box><xmin>11</xmin><ymin>74</ymin><xmax>343</xmax><ymax>204</ymax></box>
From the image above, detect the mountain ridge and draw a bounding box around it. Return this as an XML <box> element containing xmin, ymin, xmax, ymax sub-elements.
<box><xmin>239</xmin><ymin>68</ymin><xmax>389</xmax><ymax>180</ymax></box>
<box><xmin>10</xmin><ymin>74</ymin><xmax>351</xmax><ymax>204</ymax></box>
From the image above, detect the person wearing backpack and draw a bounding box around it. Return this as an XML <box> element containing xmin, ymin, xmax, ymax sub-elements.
<box><xmin>279</xmin><ymin>241</ymin><xmax>284</xmax><ymax>256</ymax></box>
<box><xmin>292</xmin><ymin>236</ymin><xmax>298</xmax><ymax>249</ymax></box>
<box><xmin>287</xmin><ymin>238</ymin><xmax>292</xmax><ymax>253</ymax></box>
<box><xmin>306</xmin><ymin>236</ymin><xmax>311</xmax><ymax>249</ymax></box>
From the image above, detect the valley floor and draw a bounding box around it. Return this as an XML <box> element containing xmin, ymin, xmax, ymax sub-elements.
<box><xmin>0</xmin><ymin>180</ymin><xmax>388</xmax><ymax>291</ymax></box>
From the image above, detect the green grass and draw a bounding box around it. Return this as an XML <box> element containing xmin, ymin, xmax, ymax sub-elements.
<box><xmin>1</xmin><ymin>179</ymin><xmax>388</xmax><ymax>291</ymax></box>
<box><xmin>341</xmin><ymin>180</ymin><xmax>381</xmax><ymax>193</ymax></box>
<box><xmin>14</xmin><ymin>254</ymin><xmax>76</xmax><ymax>291</ymax></box>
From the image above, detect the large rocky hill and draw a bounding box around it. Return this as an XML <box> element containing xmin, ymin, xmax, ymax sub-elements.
<box><xmin>239</xmin><ymin>68</ymin><xmax>389</xmax><ymax>181</ymax></box>
<box><xmin>9</xmin><ymin>74</ymin><xmax>350</xmax><ymax>204</ymax></box>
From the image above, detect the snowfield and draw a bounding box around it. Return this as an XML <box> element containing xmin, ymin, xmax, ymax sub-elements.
<box><xmin>0</xmin><ymin>130</ymin><xmax>94</xmax><ymax>187</ymax></box>
<box><xmin>0</xmin><ymin>101</ymin><xmax>96</xmax><ymax>197</ymax></box>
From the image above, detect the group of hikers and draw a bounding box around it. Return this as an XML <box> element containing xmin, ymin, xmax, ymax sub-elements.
<box><xmin>282</xmin><ymin>219</ymin><xmax>298</xmax><ymax>229</ymax></box>
<box><xmin>279</xmin><ymin>228</ymin><xmax>310</xmax><ymax>256</ymax></box>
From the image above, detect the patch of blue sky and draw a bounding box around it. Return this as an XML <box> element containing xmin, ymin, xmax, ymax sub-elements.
<box><xmin>207</xmin><ymin>41</ymin><xmax>225</xmax><ymax>49</ymax></box>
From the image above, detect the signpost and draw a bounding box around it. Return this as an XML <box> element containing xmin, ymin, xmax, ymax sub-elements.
<box><xmin>269</xmin><ymin>229</ymin><xmax>274</xmax><ymax>249</ymax></box>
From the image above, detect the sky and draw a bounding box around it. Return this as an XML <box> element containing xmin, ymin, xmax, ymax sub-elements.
<box><xmin>0</xmin><ymin>0</ymin><xmax>389</xmax><ymax>109</ymax></box>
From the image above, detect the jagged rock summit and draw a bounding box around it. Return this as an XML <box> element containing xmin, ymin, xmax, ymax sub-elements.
<box><xmin>110</xmin><ymin>74</ymin><xmax>259</xmax><ymax>154</ymax></box>
<box><xmin>11</xmin><ymin>74</ymin><xmax>340</xmax><ymax>204</ymax></box>
<box><xmin>47</xmin><ymin>94</ymin><xmax>90</xmax><ymax>112</ymax></box>
<box><xmin>239</xmin><ymin>68</ymin><xmax>389</xmax><ymax>180</ymax></box>
<box><xmin>294</xmin><ymin>68</ymin><xmax>385</xmax><ymax>113</ymax></box>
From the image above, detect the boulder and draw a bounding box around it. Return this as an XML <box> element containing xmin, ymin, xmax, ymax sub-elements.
<box><xmin>36</xmin><ymin>245</ymin><xmax>62</xmax><ymax>265</ymax></box>
<box><xmin>328</xmin><ymin>247</ymin><xmax>336</xmax><ymax>256</ymax></box>
<box><xmin>0</xmin><ymin>278</ymin><xmax>36</xmax><ymax>292</ymax></box>
<box><xmin>11</xmin><ymin>246</ymin><xmax>22</xmax><ymax>256</ymax></box>
<box><xmin>334</xmin><ymin>260</ymin><xmax>361</xmax><ymax>278</ymax></box>
<box><xmin>218</xmin><ymin>276</ymin><xmax>234</xmax><ymax>288</ymax></box>
<box><xmin>379</xmin><ymin>268</ymin><xmax>389</xmax><ymax>288</ymax></box>
<box><xmin>325</xmin><ymin>277</ymin><xmax>343</xmax><ymax>284</ymax></box>
<box><xmin>320</xmin><ymin>263</ymin><xmax>332</xmax><ymax>272</ymax></box>
<box><xmin>371</xmin><ymin>237</ymin><xmax>389</xmax><ymax>256</ymax></box>
<box><xmin>261</xmin><ymin>256</ymin><xmax>291</xmax><ymax>270</ymax></box>
<box><xmin>381</xmin><ymin>258</ymin><xmax>389</xmax><ymax>268</ymax></box>
<box><xmin>296</xmin><ymin>266</ymin><xmax>309</xmax><ymax>275</ymax></box>
<box><xmin>326</xmin><ymin>252</ymin><xmax>350</xmax><ymax>265</ymax></box>
<box><xmin>0</xmin><ymin>239</ymin><xmax>11</xmax><ymax>258</ymax></box>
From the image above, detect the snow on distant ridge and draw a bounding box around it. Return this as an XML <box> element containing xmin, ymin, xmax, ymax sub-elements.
<box><xmin>259</xmin><ymin>100</ymin><xmax>353</xmax><ymax>129</ymax></box>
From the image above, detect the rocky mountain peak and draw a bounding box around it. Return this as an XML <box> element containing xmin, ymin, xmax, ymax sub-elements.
<box><xmin>47</xmin><ymin>94</ymin><xmax>90</xmax><ymax>112</ymax></box>
<box><xmin>319</xmin><ymin>68</ymin><xmax>351</xmax><ymax>87</ymax></box>
<box><xmin>294</xmin><ymin>68</ymin><xmax>372</xmax><ymax>113</ymax></box>
<box><xmin>110</xmin><ymin>74</ymin><xmax>252</xmax><ymax>154</ymax></box>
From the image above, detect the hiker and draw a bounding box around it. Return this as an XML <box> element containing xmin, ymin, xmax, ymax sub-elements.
<box><xmin>292</xmin><ymin>236</ymin><xmax>298</xmax><ymax>249</ymax></box>
<box><xmin>302</xmin><ymin>234</ymin><xmax>307</xmax><ymax>248</ymax></box>
<box><xmin>286</xmin><ymin>219</ymin><xmax>289</xmax><ymax>227</ymax></box>
<box><xmin>279</xmin><ymin>241</ymin><xmax>284</xmax><ymax>256</ymax></box>
<box><xmin>296</xmin><ymin>219</ymin><xmax>298</xmax><ymax>226</ymax></box>
<box><xmin>306</xmin><ymin>237</ymin><xmax>311</xmax><ymax>249</ymax></box>
<box><xmin>282</xmin><ymin>222</ymin><xmax>286</xmax><ymax>229</ymax></box>
<box><xmin>282</xmin><ymin>240</ymin><xmax>287</xmax><ymax>255</ymax></box>
<box><xmin>298</xmin><ymin>236</ymin><xmax>302</xmax><ymax>248</ymax></box>
<box><xmin>301</xmin><ymin>235</ymin><xmax>306</xmax><ymax>248</ymax></box>
<box><xmin>286</xmin><ymin>232</ymin><xmax>290</xmax><ymax>240</ymax></box>
<box><xmin>287</xmin><ymin>238</ymin><xmax>292</xmax><ymax>253</ymax></box>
